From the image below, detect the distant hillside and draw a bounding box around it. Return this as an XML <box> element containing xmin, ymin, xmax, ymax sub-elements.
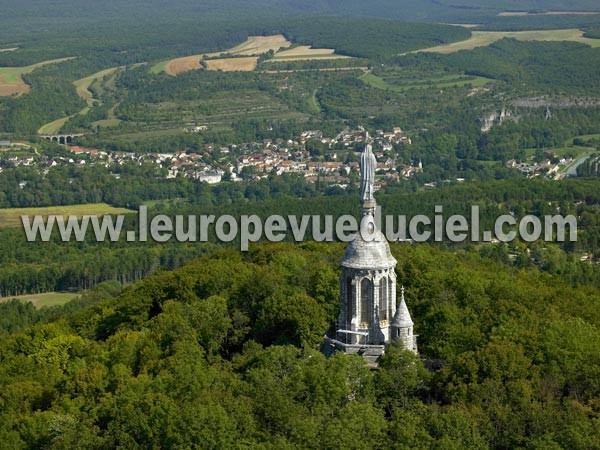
<box><xmin>2</xmin><ymin>0</ymin><xmax>600</xmax><ymax>26</ymax></box>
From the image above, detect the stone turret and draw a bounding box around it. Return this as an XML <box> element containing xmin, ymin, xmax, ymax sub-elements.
<box><xmin>391</xmin><ymin>286</ymin><xmax>418</xmax><ymax>353</ymax></box>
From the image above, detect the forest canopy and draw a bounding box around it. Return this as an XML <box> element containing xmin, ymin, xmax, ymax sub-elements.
<box><xmin>0</xmin><ymin>242</ymin><xmax>599</xmax><ymax>449</ymax></box>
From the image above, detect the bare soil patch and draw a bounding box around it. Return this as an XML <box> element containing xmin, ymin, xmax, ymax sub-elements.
<box><xmin>205</xmin><ymin>57</ymin><xmax>259</xmax><ymax>72</ymax></box>
<box><xmin>165</xmin><ymin>55</ymin><xmax>205</xmax><ymax>76</ymax></box>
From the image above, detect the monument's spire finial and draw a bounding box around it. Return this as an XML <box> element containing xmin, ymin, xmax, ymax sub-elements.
<box><xmin>359</xmin><ymin>139</ymin><xmax>377</xmax><ymax>213</ymax></box>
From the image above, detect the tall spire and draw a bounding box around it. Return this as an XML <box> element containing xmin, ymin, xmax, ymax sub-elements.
<box><xmin>393</xmin><ymin>286</ymin><xmax>414</xmax><ymax>328</ymax></box>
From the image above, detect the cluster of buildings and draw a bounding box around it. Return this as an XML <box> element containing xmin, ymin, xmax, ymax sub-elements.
<box><xmin>505</xmin><ymin>150</ymin><xmax>572</xmax><ymax>180</ymax></box>
<box><xmin>231</xmin><ymin>127</ymin><xmax>418</xmax><ymax>185</ymax></box>
<box><xmin>1</xmin><ymin>127</ymin><xmax>421</xmax><ymax>187</ymax></box>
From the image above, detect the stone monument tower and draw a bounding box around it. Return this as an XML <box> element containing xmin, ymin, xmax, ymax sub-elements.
<box><xmin>323</xmin><ymin>135</ymin><xmax>418</xmax><ymax>362</ymax></box>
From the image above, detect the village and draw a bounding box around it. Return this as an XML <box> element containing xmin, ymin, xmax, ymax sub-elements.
<box><xmin>0</xmin><ymin>127</ymin><xmax>422</xmax><ymax>187</ymax></box>
<box><xmin>1</xmin><ymin>126</ymin><xmax>583</xmax><ymax>186</ymax></box>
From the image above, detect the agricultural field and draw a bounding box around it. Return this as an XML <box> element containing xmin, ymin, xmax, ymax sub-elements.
<box><xmin>154</xmin><ymin>35</ymin><xmax>349</xmax><ymax>75</ymax></box>
<box><xmin>0</xmin><ymin>292</ymin><xmax>79</xmax><ymax>308</ymax></box>
<box><xmin>270</xmin><ymin>45</ymin><xmax>350</xmax><ymax>61</ymax></box>
<box><xmin>74</xmin><ymin>66</ymin><xmax>122</xmax><ymax>106</ymax></box>
<box><xmin>0</xmin><ymin>57</ymin><xmax>74</xmax><ymax>96</ymax></box>
<box><xmin>417</xmin><ymin>29</ymin><xmax>600</xmax><ymax>54</ymax></box>
<box><xmin>226</xmin><ymin>35</ymin><xmax>291</xmax><ymax>55</ymax></box>
<box><xmin>162</xmin><ymin>55</ymin><xmax>207</xmax><ymax>76</ymax></box>
<box><xmin>204</xmin><ymin>56</ymin><xmax>259</xmax><ymax>72</ymax></box>
<box><xmin>38</xmin><ymin>116</ymin><xmax>75</xmax><ymax>135</ymax></box>
<box><xmin>360</xmin><ymin>71</ymin><xmax>494</xmax><ymax>93</ymax></box>
<box><xmin>152</xmin><ymin>35</ymin><xmax>291</xmax><ymax>75</ymax></box>
<box><xmin>0</xmin><ymin>203</ymin><xmax>135</xmax><ymax>229</ymax></box>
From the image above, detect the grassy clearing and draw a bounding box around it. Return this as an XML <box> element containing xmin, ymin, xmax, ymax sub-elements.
<box><xmin>417</xmin><ymin>29</ymin><xmax>600</xmax><ymax>54</ymax></box>
<box><xmin>524</xmin><ymin>145</ymin><xmax>593</xmax><ymax>159</ymax></box>
<box><xmin>74</xmin><ymin>67</ymin><xmax>121</xmax><ymax>106</ymax></box>
<box><xmin>150</xmin><ymin>59</ymin><xmax>170</xmax><ymax>74</ymax></box>
<box><xmin>91</xmin><ymin>118</ymin><xmax>121</xmax><ymax>128</ymax></box>
<box><xmin>360</xmin><ymin>72</ymin><xmax>493</xmax><ymax>92</ymax></box>
<box><xmin>523</xmin><ymin>133</ymin><xmax>600</xmax><ymax>160</ymax></box>
<box><xmin>0</xmin><ymin>203</ymin><xmax>135</xmax><ymax>229</ymax></box>
<box><xmin>0</xmin><ymin>292</ymin><xmax>79</xmax><ymax>308</ymax></box>
<box><xmin>0</xmin><ymin>57</ymin><xmax>75</xmax><ymax>96</ymax></box>
<box><xmin>38</xmin><ymin>114</ymin><xmax>82</xmax><ymax>135</ymax></box>
<box><xmin>271</xmin><ymin>45</ymin><xmax>350</xmax><ymax>62</ymax></box>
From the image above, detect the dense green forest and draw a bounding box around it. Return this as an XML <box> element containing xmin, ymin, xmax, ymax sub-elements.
<box><xmin>0</xmin><ymin>242</ymin><xmax>599</xmax><ymax>449</ymax></box>
<box><xmin>441</xmin><ymin>39</ymin><xmax>600</xmax><ymax>95</ymax></box>
<box><xmin>577</xmin><ymin>153</ymin><xmax>600</xmax><ymax>176</ymax></box>
<box><xmin>1</xmin><ymin>176</ymin><xmax>599</xmax><ymax>297</ymax></box>
<box><xmin>275</xmin><ymin>18</ymin><xmax>471</xmax><ymax>59</ymax></box>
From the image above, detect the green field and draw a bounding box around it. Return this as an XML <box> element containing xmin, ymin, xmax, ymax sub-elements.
<box><xmin>0</xmin><ymin>57</ymin><xmax>75</xmax><ymax>96</ymax></box>
<box><xmin>74</xmin><ymin>66</ymin><xmax>122</xmax><ymax>106</ymax></box>
<box><xmin>524</xmin><ymin>134</ymin><xmax>600</xmax><ymax>160</ymax></box>
<box><xmin>0</xmin><ymin>292</ymin><xmax>79</xmax><ymax>308</ymax></box>
<box><xmin>360</xmin><ymin>71</ymin><xmax>493</xmax><ymax>92</ymax></box>
<box><xmin>150</xmin><ymin>59</ymin><xmax>170</xmax><ymax>74</ymax></box>
<box><xmin>0</xmin><ymin>203</ymin><xmax>135</xmax><ymax>228</ymax></box>
<box><xmin>38</xmin><ymin>112</ymin><xmax>89</xmax><ymax>134</ymax></box>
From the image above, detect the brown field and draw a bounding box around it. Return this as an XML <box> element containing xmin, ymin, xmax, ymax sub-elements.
<box><xmin>165</xmin><ymin>55</ymin><xmax>206</xmax><ymax>76</ymax></box>
<box><xmin>0</xmin><ymin>47</ymin><xmax>18</xmax><ymax>53</ymax></box>
<box><xmin>205</xmin><ymin>57</ymin><xmax>259</xmax><ymax>72</ymax></box>
<box><xmin>416</xmin><ymin>29</ymin><xmax>600</xmax><ymax>54</ymax></box>
<box><xmin>157</xmin><ymin>34</ymin><xmax>352</xmax><ymax>75</ymax></box>
<box><xmin>499</xmin><ymin>11</ymin><xmax>600</xmax><ymax>16</ymax></box>
<box><xmin>158</xmin><ymin>35</ymin><xmax>292</xmax><ymax>75</ymax></box>
<box><xmin>227</xmin><ymin>35</ymin><xmax>292</xmax><ymax>55</ymax></box>
<box><xmin>0</xmin><ymin>84</ymin><xmax>23</xmax><ymax>96</ymax></box>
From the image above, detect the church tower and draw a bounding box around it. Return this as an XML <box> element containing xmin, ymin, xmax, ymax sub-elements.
<box><xmin>324</xmin><ymin>135</ymin><xmax>417</xmax><ymax>360</ymax></box>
